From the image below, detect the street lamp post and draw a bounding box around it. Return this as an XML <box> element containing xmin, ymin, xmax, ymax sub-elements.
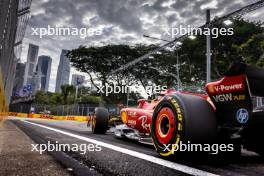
<box><xmin>126</xmin><ymin>90</ymin><xmax>129</xmax><ymax>107</ymax></box>
<box><xmin>75</xmin><ymin>85</ymin><xmax>79</xmax><ymax>101</ymax></box>
<box><xmin>206</xmin><ymin>9</ymin><xmax>211</xmax><ymax>83</ymax></box>
<box><xmin>176</xmin><ymin>49</ymin><xmax>180</xmax><ymax>91</ymax></box>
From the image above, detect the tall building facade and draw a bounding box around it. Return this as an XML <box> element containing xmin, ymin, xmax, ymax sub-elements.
<box><xmin>71</xmin><ymin>74</ymin><xmax>85</xmax><ymax>86</ymax></box>
<box><xmin>37</xmin><ymin>56</ymin><xmax>52</xmax><ymax>92</ymax></box>
<box><xmin>55</xmin><ymin>50</ymin><xmax>70</xmax><ymax>92</ymax></box>
<box><xmin>0</xmin><ymin>0</ymin><xmax>31</xmax><ymax>109</ymax></box>
<box><xmin>12</xmin><ymin>63</ymin><xmax>26</xmax><ymax>96</ymax></box>
<box><xmin>24</xmin><ymin>43</ymin><xmax>39</xmax><ymax>93</ymax></box>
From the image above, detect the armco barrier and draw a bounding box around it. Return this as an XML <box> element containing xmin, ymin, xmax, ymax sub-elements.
<box><xmin>8</xmin><ymin>112</ymin><xmax>91</xmax><ymax>122</ymax></box>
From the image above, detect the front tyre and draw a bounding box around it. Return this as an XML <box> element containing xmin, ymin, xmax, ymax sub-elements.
<box><xmin>151</xmin><ymin>94</ymin><xmax>217</xmax><ymax>157</ymax></box>
<box><xmin>92</xmin><ymin>107</ymin><xmax>109</xmax><ymax>134</ymax></box>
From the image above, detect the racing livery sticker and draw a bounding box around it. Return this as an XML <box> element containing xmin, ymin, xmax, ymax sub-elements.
<box><xmin>214</xmin><ymin>84</ymin><xmax>242</xmax><ymax>92</ymax></box>
<box><xmin>208</xmin><ymin>83</ymin><xmax>244</xmax><ymax>94</ymax></box>
<box><xmin>127</xmin><ymin>119</ymin><xmax>136</xmax><ymax>125</ymax></box>
<box><xmin>138</xmin><ymin>115</ymin><xmax>150</xmax><ymax>130</ymax></box>
<box><xmin>236</xmin><ymin>108</ymin><xmax>249</xmax><ymax>124</ymax></box>
<box><xmin>212</xmin><ymin>93</ymin><xmax>245</xmax><ymax>102</ymax></box>
<box><xmin>206</xmin><ymin>75</ymin><xmax>245</xmax><ymax>94</ymax></box>
<box><xmin>128</xmin><ymin>111</ymin><xmax>137</xmax><ymax>116</ymax></box>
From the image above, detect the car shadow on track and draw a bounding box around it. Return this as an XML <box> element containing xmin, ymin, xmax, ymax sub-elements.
<box><xmin>164</xmin><ymin>151</ymin><xmax>264</xmax><ymax>167</ymax></box>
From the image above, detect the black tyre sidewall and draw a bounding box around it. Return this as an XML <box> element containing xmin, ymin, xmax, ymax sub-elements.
<box><xmin>151</xmin><ymin>94</ymin><xmax>217</xmax><ymax>157</ymax></box>
<box><xmin>151</xmin><ymin>95</ymin><xmax>185</xmax><ymax>157</ymax></box>
<box><xmin>92</xmin><ymin>107</ymin><xmax>109</xmax><ymax>134</ymax></box>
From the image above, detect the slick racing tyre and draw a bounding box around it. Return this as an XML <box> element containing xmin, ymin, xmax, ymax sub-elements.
<box><xmin>242</xmin><ymin>106</ymin><xmax>264</xmax><ymax>157</ymax></box>
<box><xmin>243</xmin><ymin>127</ymin><xmax>264</xmax><ymax>157</ymax></box>
<box><xmin>243</xmin><ymin>134</ymin><xmax>264</xmax><ymax>157</ymax></box>
<box><xmin>92</xmin><ymin>107</ymin><xmax>109</xmax><ymax>134</ymax></box>
<box><xmin>151</xmin><ymin>94</ymin><xmax>217</xmax><ymax>157</ymax></box>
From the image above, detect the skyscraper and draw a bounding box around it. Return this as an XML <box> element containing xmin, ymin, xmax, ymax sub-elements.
<box><xmin>0</xmin><ymin>0</ymin><xmax>31</xmax><ymax>112</ymax></box>
<box><xmin>71</xmin><ymin>74</ymin><xmax>85</xmax><ymax>86</ymax></box>
<box><xmin>55</xmin><ymin>49</ymin><xmax>70</xmax><ymax>92</ymax></box>
<box><xmin>12</xmin><ymin>62</ymin><xmax>26</xmax><ymax>96</ymax></box>
<box><xmin>24</xmin><ymin>43</ymin><xmax>39</xmax><ymax>93</ymax></box>
<box><xmin>37</xmin><ymin>56</ymin><xmax>52</xmax><ymax>92</ymax></box>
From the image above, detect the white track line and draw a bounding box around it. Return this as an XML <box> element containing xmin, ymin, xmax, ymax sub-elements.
<box><xmin>21</xmin><ymin>120</ymin><xmax>219</xmax><ymax>176</ymax></box>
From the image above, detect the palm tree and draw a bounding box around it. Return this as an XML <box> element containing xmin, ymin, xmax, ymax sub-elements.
<box><xmin>60</xmin><ymin>84</ymin><xmax>75</xmax><ymax>104</ymax></box>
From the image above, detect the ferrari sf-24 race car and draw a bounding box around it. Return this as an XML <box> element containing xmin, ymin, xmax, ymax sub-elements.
<box><xmin>90</xmin><ymin>62</ymin><xmax>264</xmax><ymax>157</ymax></box>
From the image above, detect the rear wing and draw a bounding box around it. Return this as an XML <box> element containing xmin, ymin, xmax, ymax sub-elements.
<box><xmin>205</xmin><ymin>62</ymin><xmax>264</xmax><ymax>126</ymax></box>
<box><xmin>224</xmin><ymin>62</ymin><xmax>264</xmax><ymax>97</ymax></box>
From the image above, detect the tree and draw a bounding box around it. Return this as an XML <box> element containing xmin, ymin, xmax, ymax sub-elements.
<box><xmin>49</xmin><ymin>92</ymin><xmax>63</xmax><ymax>105</ymax></box>
<box><xmin>35</xmin><ymin>90</ymin><xmax>49</xmax><ymax>104</ymax></box>
<box><xmin>60</xmin><ymin>84</ymin><xmax>75</xmax><ymax>104</ymax></box>
<box><xmin>67</xmin><ymin>19</ymin><xmax>264</xmax><ymax>103</ymax></box>
<box><xmin>240</xmin><ymin>33</ymin><xmax>264</xmax><ymax>67</ymax></box>
<box><xmin>178</xmin><ymin>19</ymin><xmax>264</xmax><ymax>81</ymax></box>
<box><xmin>67</xmin><ymin>44</ymin><xmax>178</xmax><ymax>90</ymax></box>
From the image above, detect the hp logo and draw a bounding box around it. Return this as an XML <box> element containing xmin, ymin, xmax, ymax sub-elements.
<box><xmin>236</xmin><ymin>108</ymin><xmax>249</xmax><ymax>124</ymax></box>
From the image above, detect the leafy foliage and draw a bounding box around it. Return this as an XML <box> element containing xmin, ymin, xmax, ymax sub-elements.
<box><xmin>34</xmin><ymin>85</ymin><xmax>102</xmax><ymax>105</ymax></box>
<box><xmin>66</xmin><ymin>19</ymin><xmax>264</xmax><ymax>103</ymax></box>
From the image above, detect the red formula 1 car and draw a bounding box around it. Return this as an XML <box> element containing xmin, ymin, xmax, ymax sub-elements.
<box><xmin>91</xmin><ymin>62</ymin><xmax>264</xmax><ymax>157</ymax></box>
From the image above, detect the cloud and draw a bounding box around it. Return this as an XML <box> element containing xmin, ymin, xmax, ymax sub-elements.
<box><xmin>21</xmin><ymin>0</ymin><xmax>264</xmax><ymax>92</ymax></box>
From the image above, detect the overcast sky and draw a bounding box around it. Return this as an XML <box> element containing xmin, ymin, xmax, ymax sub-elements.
<box><xmin>20</xmin><ymin>0</ymin><xmax>264</xmax><ymax>92</ymax></box>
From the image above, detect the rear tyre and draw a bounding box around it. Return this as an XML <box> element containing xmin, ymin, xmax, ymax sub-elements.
<box><xmin>243</xmin><ymin>137</ymin><xmax>264</xmax><ymax>157</ymax></box>
<box><xmin>243</xmin><ymin>106</ymin><xmax>264</xmax><ymax>157</ymax></box>
<box><xmin>243</xmin><ymin>126</ymin><xmax>264</xmax><ymax>157</ymax></box>
<box><xmin>151</xmin><ymin>94</ymin><xmax>217</xmax><ymax>157</ymax></box>
<box><xmin>92</xmin><ymin>107</ymin><xmax>109</xmax><ymax>134</ymax></box>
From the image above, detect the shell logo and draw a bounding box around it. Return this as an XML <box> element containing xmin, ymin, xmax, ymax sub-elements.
<box><xmin>207</xmin><ymin>84</ymin><xmax>215</xmax><ymax>94</ymax></box>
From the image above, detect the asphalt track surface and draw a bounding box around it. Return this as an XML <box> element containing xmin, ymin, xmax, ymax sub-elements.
<box><xmin>9</xmin><ymin>117</ymin><xmax>264</xmax><ymax>176</ymax></box>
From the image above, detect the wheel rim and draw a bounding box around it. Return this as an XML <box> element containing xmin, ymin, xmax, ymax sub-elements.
<box><xmin>155</xmin><ymin>107</ymin><xmax>176</xmax><ymax>144</ymax></box>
